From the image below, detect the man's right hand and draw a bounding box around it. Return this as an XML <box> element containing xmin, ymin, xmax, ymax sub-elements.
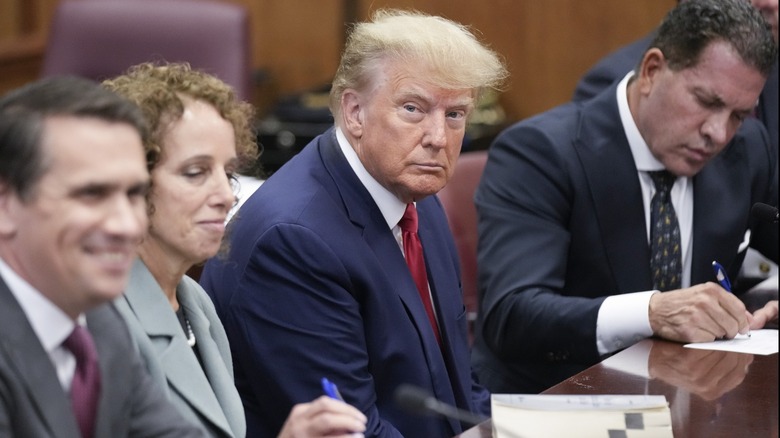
<box><xmin>648</xmin><ymin>282</ymin><xmax>750</xmax><ymax>343</ymax></box>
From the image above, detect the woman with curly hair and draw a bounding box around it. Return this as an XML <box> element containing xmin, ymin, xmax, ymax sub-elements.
<box><xmin>104</xmin><ymin>62</ymin><xmax>366</xmax><ymax>438</ymax></box>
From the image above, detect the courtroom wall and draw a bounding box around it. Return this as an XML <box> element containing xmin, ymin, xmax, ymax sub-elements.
<box><xmin>0</xmin><ymin>0</ymin><xmax>675</xmax><ymax>121</ymax></box>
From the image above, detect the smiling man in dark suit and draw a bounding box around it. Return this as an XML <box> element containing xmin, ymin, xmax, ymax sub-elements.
<box><xmin>473</xmin><ymin>0</ymin><xmax>779</xmax><ymax>395</ymax></box>
<box><xmin>0</xmin><ymin>77</ymin><xmax>203</xmax><ymax>437</ymax></box>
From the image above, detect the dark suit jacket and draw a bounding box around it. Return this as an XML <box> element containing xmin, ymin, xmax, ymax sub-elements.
<box><xmin>472</xmin><ymin>82</ymin><xmax>779</xmax><ymax>394</ymax></box>
<box><xmin>200</xmin><ymin>129</ymin><xmax>490</xmax><ymax>437</ymax></box>
<box><xmin>0</xmin><ymin>276</ymin><xmax>204</xmax><ymax>438</ymax></box>
<box><xmin>572</xmin><ymin>33</ymin><xmax>654</xmax><ymax>103</ymax></box>
<box><xmin>757</xmin><ymin>60</ymin><xmax>778</xmax><ymax>149</ymax></box>
<box><xmin>572</xmin><ymin>32</ymin><xmax>779</xmax><ymax>150</ymax></box>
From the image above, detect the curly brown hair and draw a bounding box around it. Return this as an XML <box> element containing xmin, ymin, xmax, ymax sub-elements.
<box><xmin>103</xmin><ymin>62</ymin><xmax>259</xmax><ymax>175</ymax></box>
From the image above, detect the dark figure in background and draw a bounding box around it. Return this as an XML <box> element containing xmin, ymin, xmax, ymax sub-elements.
<box><xmin>473</xmin><ymin>0</ymin><xmax>778</xmax><ymax>394</ymax></box>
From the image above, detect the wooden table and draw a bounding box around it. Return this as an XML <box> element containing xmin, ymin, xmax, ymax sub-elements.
<box><xmin>455</xmin><ymin>338</ymin><xmax>778</xmax><ymax>437</ymax></box>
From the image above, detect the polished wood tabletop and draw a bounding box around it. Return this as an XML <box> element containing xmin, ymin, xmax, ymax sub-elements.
<box><xmin>455</xmin><ymin>337</ymin><xmax>778</xmax><ymax>438</ymax></box>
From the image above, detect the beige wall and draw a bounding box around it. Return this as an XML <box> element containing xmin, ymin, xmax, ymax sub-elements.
<box><xmin>0</xmin><ymin>0</ymin><xmax>675</xmax><ymax>120</ymax></box>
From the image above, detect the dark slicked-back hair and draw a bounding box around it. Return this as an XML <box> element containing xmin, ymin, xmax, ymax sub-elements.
<box><xmin>649</xmin><ymin>0</ymin><xmax>777</xmax><ymax>76</ymax></box>
<box><xmin>0</xmin><ymin>76</ymin><xmax>147</xmax><ymax>200</ymax></box>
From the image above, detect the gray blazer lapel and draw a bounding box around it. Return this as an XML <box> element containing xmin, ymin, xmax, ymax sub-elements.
<box><xmin>0</xmin><ymin>278</ymin><xmax>81</xmax><ymax>438</ymax></box>
<box><xmin>119</xmin><ymin>260</ymin><xmax>233</xmax><ymax>436</ymax></box>
<box><xmin>178</xmin><ymin>278</ymin><xmax>243</xmax><ymax>437</ymax></box>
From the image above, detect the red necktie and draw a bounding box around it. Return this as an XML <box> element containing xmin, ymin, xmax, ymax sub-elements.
<box><xmin>63</xmin><ymin>325</ymin><xmax>101</xmax><ymax>438</ymax></box>
<box><xmin>399</xmin><ymin>203</ymin><xmax>441</xmax><ymax>344</ymax></box>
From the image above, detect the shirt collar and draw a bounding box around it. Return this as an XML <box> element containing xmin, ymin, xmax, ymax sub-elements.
<box><xmin>0</xmin><ymin>257</ymin><xmax>76</xmax><ymax>352</ymax></box>
<box><xmin>335</xmin><ymin>127</ymin><xmax>407</xmax><ymax>229</ymax></box>
<box><xmin>616</xmin><ymin>71</ymin><xmax>666</xmax><ymax>172</ymax></box>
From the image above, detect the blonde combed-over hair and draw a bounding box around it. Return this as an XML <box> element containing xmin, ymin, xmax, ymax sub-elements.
<box><xmin>330</xmin><ymin>9</ymin><xmax>508</xmax><ymax>123</ymax></box>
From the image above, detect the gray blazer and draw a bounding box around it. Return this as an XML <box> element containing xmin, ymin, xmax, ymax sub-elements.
<box><xmin>0</xmin><ymin>275</ymin><xmax>205</xmax><ymax>438</ymax></box>
<box><xmin>115</xmin><ymin>259</ymin><xmax>245</xmax><ymax>438</ymax></box>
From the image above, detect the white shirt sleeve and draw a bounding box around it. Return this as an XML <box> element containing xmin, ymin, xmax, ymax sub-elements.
<box><xmin>596</xmin><ymin>291</ymin><xmax>657</xmax><ymax>355</ymax></box>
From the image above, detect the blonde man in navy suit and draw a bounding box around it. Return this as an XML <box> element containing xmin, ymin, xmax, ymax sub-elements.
<box><xmin>201</xmin><ymin>9</ymin><xmax>507</xmax><ymax>437</ymax></box>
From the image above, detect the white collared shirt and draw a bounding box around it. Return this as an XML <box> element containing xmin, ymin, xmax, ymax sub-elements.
<box><xmin>336</xmin><ymin>128</ymin><xmax>408</xmax><ymax>247</ymax></box>
<box><xmin>596</xmin><ymin>72</ymin><xmax>695</xmax><ymax>355</ymax></box>
<box><xmin>0</xmin><ymin>257</ymin><xmax>78</xmax><ymax>390</ymax></box>
<box><xmin>335</xmin><ymin>128</ymin><xmax>439</xmax><ymax>320</ymax></box>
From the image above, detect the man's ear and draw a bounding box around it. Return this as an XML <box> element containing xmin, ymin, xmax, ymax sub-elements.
<box><xmin>341</xmin><ymin>89</ymin><xmax>364</xmax><ymax>139</ymax></box>
<box><xmin>0</xmin><ymin>182</ymin><xmax>19</xmax><ymax>237</ymax></box>
<box><xmin>636</xmin><ymin>48</ymin><xmax>667</xmax><ymax>95</ymax></box>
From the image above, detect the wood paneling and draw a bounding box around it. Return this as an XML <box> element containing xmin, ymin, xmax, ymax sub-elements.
<box><xmin>353</xmin><ymin>0</ymin><xmax>675</xmax><ymax>119</ymax></box>
<box><xmin>0</xmin><ymin>0</ymin><xmax>675</xmax><ymax>121</ymax></box>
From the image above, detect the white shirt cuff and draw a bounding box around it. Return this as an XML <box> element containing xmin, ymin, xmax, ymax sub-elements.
<box><xmin>596</xmin><ymin>291</ymin><xmax>656</xmax><ymax>355</ymax></box>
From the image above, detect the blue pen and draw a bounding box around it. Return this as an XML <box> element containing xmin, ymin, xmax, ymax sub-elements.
<box><xmin>711</xmin><ymin>260</ymin><xmax>750</xmax><ymax>337</ymax></box>
<box><xmin>321</xmin><ymin>377</ymin><xmax>344</xmax><ymax>401</ymax></box>
<box><xmin>711</xmin><ymin>261</ymin><xmax>732</xmax><ymax>292</ymax></box>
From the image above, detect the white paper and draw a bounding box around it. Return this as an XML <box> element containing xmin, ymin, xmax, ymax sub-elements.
<box><xmin>491</xmin><ymin>394</ymin><xmax>673</xmax><ymax>438</ymax></box>
<box><xmin>491</xmin><ymin>394</ymin><xmax>668</xmax><ymax>411</ymax></box>
<box><xmin>684</xmin><ymin>329</ymin><xmax>778</xmax><ymax>355</ymax></box>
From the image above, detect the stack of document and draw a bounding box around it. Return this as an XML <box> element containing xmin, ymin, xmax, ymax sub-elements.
<box><xmin>491</xmin><ymin>394</ymin><xmax>673</xmax><ymax>438</ymax></box>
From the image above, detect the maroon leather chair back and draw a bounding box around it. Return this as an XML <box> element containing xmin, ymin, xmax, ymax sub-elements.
<box><xmin>41</xmin><ymin>0</ymin><xmax>252</xmax><ymax>101</ymax></box>
<box><xmin>436</xmin><ymin>150</ymin><xmax>488</xmax><ymax>341</ymax></box>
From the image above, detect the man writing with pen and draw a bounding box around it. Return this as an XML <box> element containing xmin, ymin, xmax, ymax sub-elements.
<box><xmin>472</xmin><ymin>0</ymin><xmax>780</xmax><ymax>395</ymax></box>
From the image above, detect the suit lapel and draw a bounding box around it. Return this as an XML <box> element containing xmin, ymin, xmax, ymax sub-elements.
<box><xmin>574</xmin><ymin>90</ymin><xmax>654</xmax><ymax>292</ymax></box>
<box><xmin>691</xmin><ymin>140</ymin><xmax>751</xmax><ymax>283</ymax></box>
<box><xmin>86</xmin><ymin>305</ymin><xmax>121</xmax><ymax>438</ymax></box>
<box><xmin>417</xmin><ymin>198</ymin><xmax>467</xmax><ymax>434</ymax></box>
<box><xmin>123</xmin><ymin>260</ymin><xmax>232</xmax><ymax>436</ymax></box>
<box><xmin>0</xmin><ymin>278</ymin><xmax>81</xmax><ymax>438</ymax></box>
<box><xmin>178</xmin><ymin>280</ymin><xmax>241</xmax><ymax>436</ymax></box>
<box><xmin>320</xmin><ymin>134</ymin><xmax>461</xmax><ymax>434</ymax></box>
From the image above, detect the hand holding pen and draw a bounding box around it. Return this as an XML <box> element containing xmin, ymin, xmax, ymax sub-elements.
<box><xmin>276</xmin><ymin>378</ymin><xmax>366</xmax><ymax>438</ymax></box>
<box><xmin>712</xmin><ymin>261</ymin><xmax>750</xmax><ymax>337</ymax></box>
<box><xmin>648</xmin><ymin>265</ymin><xmax>751</xmax><ymax>343</ymax></box>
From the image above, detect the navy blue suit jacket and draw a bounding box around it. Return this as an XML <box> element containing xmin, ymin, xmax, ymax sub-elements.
<box><xmin>201</xmin><ymin>129</ymin><xmax>489</xmax><ymax>437</ymax></box>
<box><xmin>472</xmin><ymin>82</ymin><xmax>779</xmax><ymax>394</ymax></box>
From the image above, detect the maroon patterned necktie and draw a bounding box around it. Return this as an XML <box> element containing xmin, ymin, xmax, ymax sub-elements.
<box><xmin>399</xmin><ymin>203</ymin><xmax>441</xmax><ymax>344</ymax></box>
<box><xmin>63</xmin><ymin>325</ymin><xmax>101</xmax><ymax>438</ymax></box>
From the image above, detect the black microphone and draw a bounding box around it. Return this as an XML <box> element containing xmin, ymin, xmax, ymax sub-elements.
<box><xmin>394</xmin><ymin>384</ymin><xmax>488</xmax><ymax>427</ymax></box>
<box><xmin>752</xmin><ymin>202</ymin><xmax>778</xmax><ymax>224</ymax></box>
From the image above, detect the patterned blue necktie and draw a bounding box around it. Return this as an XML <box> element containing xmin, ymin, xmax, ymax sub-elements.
<box><xmin>649</xmin><ymin>170</ymin><xmax>681</xmax><ymax>291</ymax></box>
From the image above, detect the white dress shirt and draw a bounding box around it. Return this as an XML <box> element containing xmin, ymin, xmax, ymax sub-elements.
<box><xmin>335</xmin><ymin>128</ymin><xmax>439</xmax><ymax>319</ymax></box>
<box><xmin>596</xmin><ymin>72</ymin><xmax>695</xmax><ymax>355</ymax></box>
<box><xmin>0</xmin><ymin>257</ymin><xmax>78</xmax><ymax>390</ymax></box>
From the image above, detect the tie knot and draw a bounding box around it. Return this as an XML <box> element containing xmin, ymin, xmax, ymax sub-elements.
<box><xmin>399</xmin><ymin>203</ymin><xmax>418</xmax><ymax>233</ymax></box>
<box><xmin>63</xmin><ymin>325</ymin><xmax>98</xmax><ymax>365</ymax></box>
<box><xmin>649</xmin><ymin>170</ymin><xmax>676</xmax><ymax>195</ymax></box>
